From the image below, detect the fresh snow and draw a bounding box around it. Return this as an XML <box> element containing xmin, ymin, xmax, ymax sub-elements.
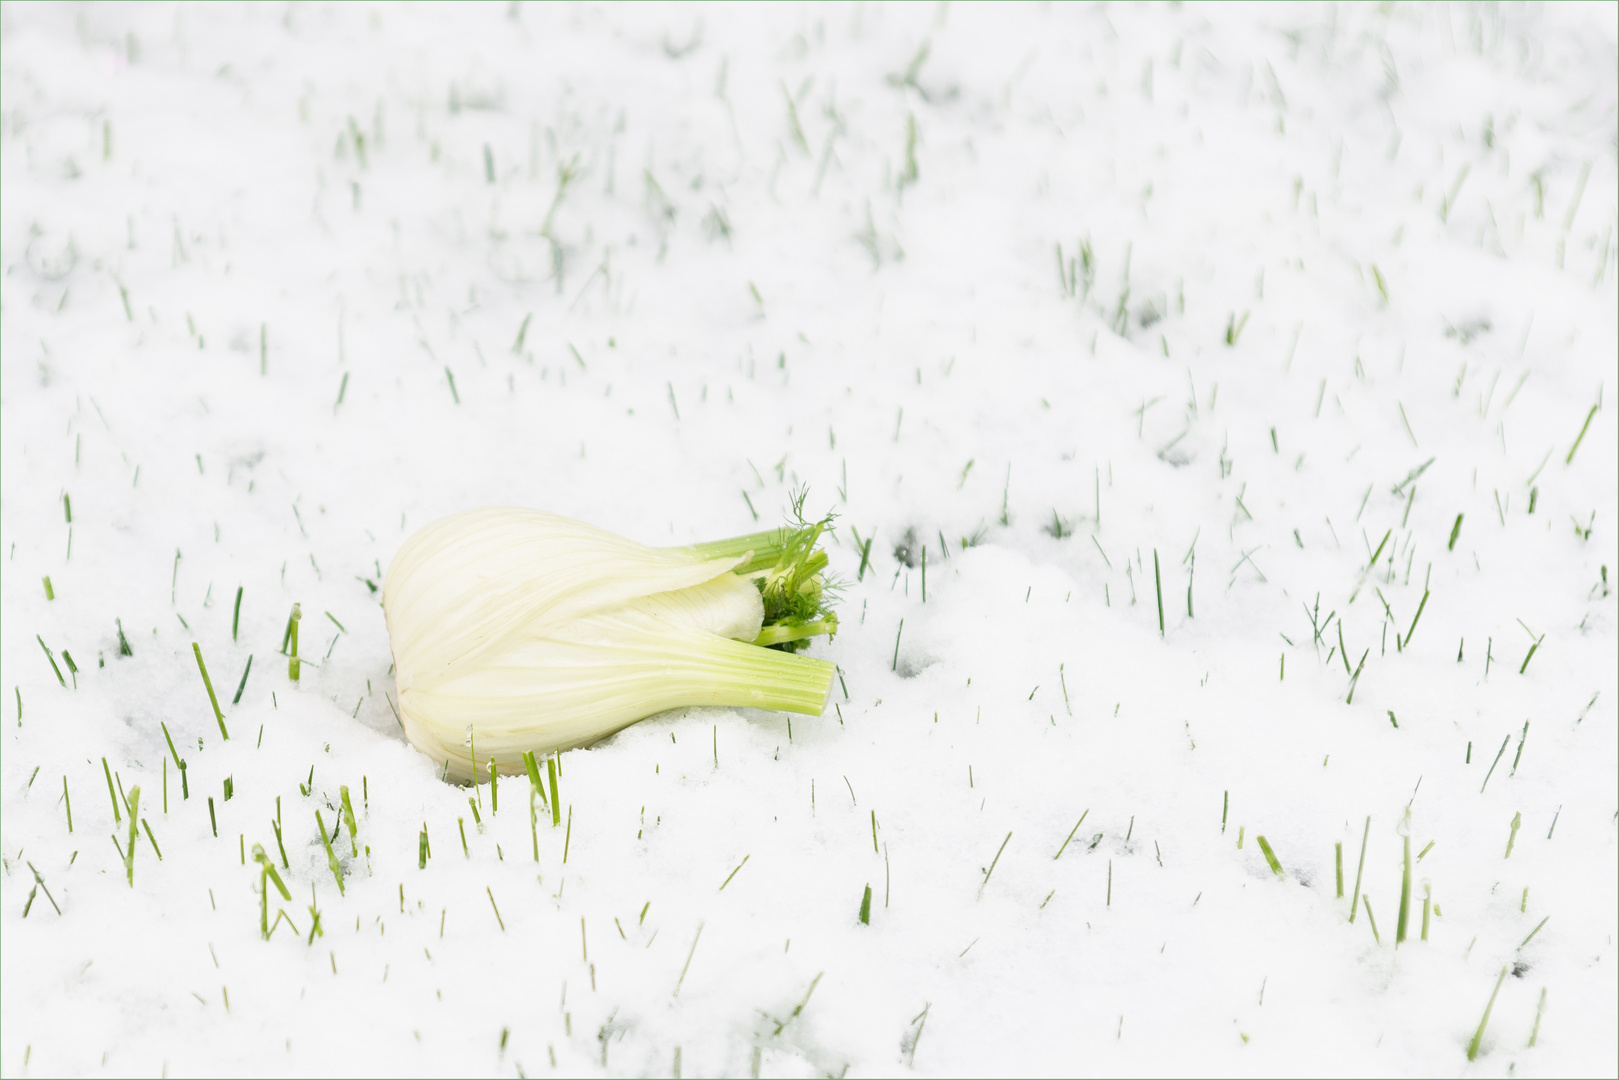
<box><xmin>1</xmin><ymin>2</ymin><xmax>1615</xmax><ymax>1077</ymax></box>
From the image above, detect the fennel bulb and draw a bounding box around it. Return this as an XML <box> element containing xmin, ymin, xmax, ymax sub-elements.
<box><xmin>382</xmin><ymin>506</ymin><xmax>838</xmax><ymax>782</ymax></box>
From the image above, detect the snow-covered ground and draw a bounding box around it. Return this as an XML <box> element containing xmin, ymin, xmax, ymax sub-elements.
<box><xmin>2</xmin><ymin>2</ymin><xmax>1615</xmax><ymax>1076</ymax></box>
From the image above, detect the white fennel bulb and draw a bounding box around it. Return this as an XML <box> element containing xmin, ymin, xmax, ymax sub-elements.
<box><xmin>382</xmin><ymin>506</ymin><xmax>838</xmax><ymax>782</ymax></box>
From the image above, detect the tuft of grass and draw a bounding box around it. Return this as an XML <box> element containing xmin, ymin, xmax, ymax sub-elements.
<box><xmin>1224</xmin><ymin>311</ymin><xmax>1250</xmax><ymax>346</ymax></box>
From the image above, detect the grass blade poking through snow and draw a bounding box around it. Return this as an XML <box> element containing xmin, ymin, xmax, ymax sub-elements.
<box><xmin>161</xmin><ymin>722</ymin><xmax>189</xmax><ymax>800</ymax></box>
<box><xmin>1529</xmin><ymin>987</ymin><xmax>1548</xmax><ymax>1048</ymax></box>
<box><xmin>253</xmin><ymin>844</ymin><xmax>291</xmax><ymax>902</ymax></box>
<box><xmin>524</xmin><ymin>751</ymin><xmax>542</xmax><ymax>861</ymax></box>
<box><xmin>315</xmin><ymin>811</ymin><xmax>344</xmax><ymax>895</ymax></box>
<box><xmin>1565</xmin><ymin>402</ymin><xmax>1598</xmax><ymax>465</ymax></box>
<box><xmin>1402</xmin><ymin>590</ymin><xmax>1430</xmax><ymax>648</ymax></box>
<box><xmin>1467</xmin><ymin>966</ymin><xmax>1509</xmax><ymax>1061</ymax></box>
<box><xmin>102</xmin><ymin>758</ymin><xmax>121</xmax><ymax>824</ymax></box>
<box><xmin>523</xmin><ymin>750</ymin><xmax>544</xmax><ymax>803</ymax></box>
<box><xmin>980</xmin><ymin>832</ymin><xmax>1012</xmax><ymax>898</ymax></box>
<box><xmin>37</xmin><ymin>635</ymin><xmax>66</xmax><ymax>687</ymax></box>
<box><xmin>1256</xmin><ymin>835</ymin><xmax>1284</xmax><ymax>879</ymax></box>
<box><xmin>232</xmin><ymin>656</ymin><xmax>253</xmax><ymax>706</ymax></box>
<box><xmin>1349</xmin><ymin>816</ymin><xmax>1370</xmax><ymax>922</ymax></box>
<box><xmin>122</xmin><ymin>787</ymin><xmax>140</xmax><ymax>886</ymax></box>
<box><xmin>1054</xmin><ymin>810</ymin><xmax>1090</xmax><ymax>860</ymax></box>
<box><xmin>192</xmin><ymin>644</ymin><xmax>230</xmax><ymax>740</ymax></box>
<box><xmin>339</xmin><ymin>787</ymin><xmax>359</xmax><ymax>855</ymax></box>
<box><xmin>1481</xmin><ymin>733</ymin><xmax>1511</xmax><ymax>792</ymax></box>
<box><xmin>286</xmin><ymin>604</ymin><xmax>302</xmax><ymax>682</ymax></box>
<box><xmin>1153</xmin><ymin>549</ymin><xmax>1164</xmax><ymax>637</ymax></box>
<box><xmin>1396</xmin><ymin>809</ymin><xmax>1413</xmax><ymax>945</ymax></box>
<box><xmin>1362</xmin><ymin>897</ymin><xmax>1382</xmax><ymax>944</ymax></box>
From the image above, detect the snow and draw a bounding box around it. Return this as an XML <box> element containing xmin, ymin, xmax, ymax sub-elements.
<box><xmin>2</xmin><ymin>2</ymin><xmax>1615</xmax><ymax>1076</ymax></box>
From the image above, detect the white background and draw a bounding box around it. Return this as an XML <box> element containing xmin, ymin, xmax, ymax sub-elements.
<box><xmin>2</xmin><ymin>3</ymin><xmax>1615</xmax><ymax>1076</ymax></box>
